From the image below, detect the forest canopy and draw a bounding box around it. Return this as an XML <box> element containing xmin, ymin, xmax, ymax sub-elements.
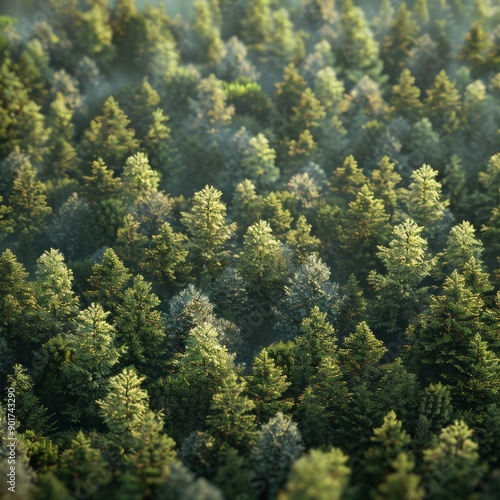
<box><xmin>1</xmin><ymin>0</ymin><xmax>500</xmax><ymax>499</ymax></box>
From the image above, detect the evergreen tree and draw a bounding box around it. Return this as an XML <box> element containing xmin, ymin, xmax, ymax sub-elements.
<box><xmin>335</xmin><ymin>274</ymin><xmax>367</xmax><ymax>339</ymax></box>
<box><xmin>339</xmin><ymin>322</ymin><xmax>387</xmax><ymax>384</ymax></box>
<box><xmin>34</xmin><ymin>249</ymin><xmax>79</xmax><ymax>338</ymax></box>
<box><xmin>114</xmin><ymin>214</ymin><xmax>148</xmax><ymax>272</ymax></box>
<box><xmin>331</xmin><ymin>155</ymin><xmax>367</xmax><ymax>202</ymax></box>
<box><xmin>404</xmin><ymin>164</ymin><xmax>448</xmax><ymax>232</ymax></box>
<box><xmin>7</xmin><ymin>157</ymin><xmax>52</xmax><ymax>256</ymax></box>
<box><xmin>86</xmin><ymin>247</ymin><xmax>131</xmax><ymax>316</ymax></box>
<box><xmin>248</xmin><ymin>349</ymin><xmax>292</xmax><ymax>423</ymax></box>
<box><xmin>181</xmin><ymin>185</ymin><xmax>236</xmax><ymax>282</ymax></box>
<box><xmin>64</xmin><ymin>303</ymin><xmax>122</xmax><ymax>422</ymax></box>
<box><xmin>298</xmin><ymin>356</ymin><xmax>352</xmax><ymax>447</ymax></box>
<box><xmin>144</xmin><ymin>221</ymin><xmax>189</xmax><ymax>290</ymax></box>
<box><xmin>279</xmin><ymin>448</ymin><xmax>351</xmax><ymax>500</ymax></box>
<box><xmin>390</xmin><ymin>68</ymin><xmax>423</xmax><ymax>120</ymax></box>
<box><xmin>56</xmin><ymin>432</ymin><xmax>109</xmax><ymax>495</ymax></box>
<box><xmin>239</xmin><ymin>220</ymin><xmax>285</xmax><ymax>298</ymax></box>
<box><xmin>79</xmin><ymin>96</ymin><xmax>139</xmax><ymax>172</ymax></box>
<box><xmin>114</xmin><ymin>275</ymin><xmax>165</xmax><ymax>367</ymax></box>
<box><xmin>338</xmin><ymin>184</ymin><xmax>391</xmax><ymax>278</ymax></box>
<box><xmin>368</xmin><ymin>219</ymin><xmax>433</xmax><ymax>332</ymax></box>
<box><xmin>423</xmin><ymin>421</ymin><xmax>486</xmax><ymax>500</ymax></box>
<box><xmin>424</xmin><ymin>70</ymin><xmax>462</xmax><ymax>133</ymax></box>
<box><xmin>274</xmin><ymin>255</ymin><xmax>337</xmax><ymax>337</ymax></box>
<box><xmin>382</xmin><ymin>3</ymin><xmax>420</xmax><ymax>80</ymax></box>
<box><xmin>206</xmin><ymin>371</ymin><xmax>257</xmax><ymax>452</ymax></box>
<box><xmin>121</xmin><ymin>152</ymin><xmax>160</xmax><ymax>205</ymax></box>
<box><xmin>376</xmin><ymin>453</ymin><xmax>424</xmax><ymax>500</ymax></box>
<box><xmin>0</xmin><ymin>249</ymin><xmax>37</xmax><ymax>359</ymax></box>
<box><xmin>251</xmin><ymin>413</ymin><xmax>304</xmax><ymax>500</ymax></box>
<box><xmin>97</xmin><ymin>367</ymin><xmax>150</xmax><ymax>451</ymax></box>
<box><xmin>359</xmin><ymin>411</ymin><xmax>413</xmax><ymax>499</ymax></box>
<box><xmin>286</xmin><ymin>215</ymin><xmax>321</xmax><ymax>264</ymax></box>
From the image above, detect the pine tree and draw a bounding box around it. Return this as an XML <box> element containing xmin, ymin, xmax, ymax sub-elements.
<box><xmin>35</xmin><ymin>249</ymin><xmax>79</xmax><ymax>338</ymax></box>
<box><xmin>290</xmin><ymin>88</ymin><xmax>326</xmax><ymax>138</ymax></box>
<box><xmin>273</xmin><ymin>64</ymin><xmax>307</xmax><ymax>122</ymax></box>
<box><xmin>339</xmin><ymin>322</ymin><xmax>386</xmax><ymax>384</ymax></box>
<box><xmin>314</xmin><ymin>67</ymin><xmax>345</xmax><ymax>115</ymax></box>
<box><xmin>335</xmin><ymin>274</ymin><xmax>367</xmax><ymax>339</ymax></box>
<box><xmin>298</xmin><ymin>356</ymin><xmax>352</xmax><ymax>447</ymax></box>
<box><xmin>114</xmin><ymin>275</ymin><xmax>165</xmax><ymax>367</ymax></box>
<box><xmin>251</xmin><ymin>413</ymin><xmax>304</xmax><ymax>500</ymax></box>
<box><xmin>181</xmin><ymin>185</ymin><xmax>236</xmax><ymax>282</ymax></box>
<box><xmin>239</xmin><ymin>220</ymin><xmax>285</xmax><ymax>297</ymax></box>
<box><xmin>206</xmin><ymin>371</ymin><xmax>257</xmax><ymax>452</ymax></box>
<box><xmin>285</xmin><ymin>215</ymin><xmax>320</xmax><ymax>264</ymax></box>
<box><xmin>64</xmin><ymin>303</ymin><xmax>122</xmax><ymax>422</ymax></box>
<box><xmin>376</xmin><ymin>453</ymin><xmax>424</xmax><ymax>500</ymax></box>
<box><xmin>0</xmin><ymin>249</ymin><xmax>37</xmax><ymax>359</ymax></box>
<box><xmin>86</xmin><ymin>247</ymin><xmax>131</xmax><ymax>316</ymax></box>
<box><xmin>423</xmin><ymin>421</ymin><xmax>486</xmax><ymax>499</ymax></box>
<box><xmin>144</xmin><ymin>221</ymin><xmax>189</xmax><ymax>290</ymax></box>
<box><xmin>382</xmin><ymin>3</ymin><xmax>419</xmax><ymax>81</ymax></box>
<box><xmin>56</xmin><ymin>432</ymin><xmax>109</xmax><ymax>494</ymax></box>
<box><xmin>404</xmin><ymin>164</ymin><xmax>448</xmax><ymax>232</ymax></box>
<box><xmin>248</xmin><ymin>349</ymin><xmax>292</xmax><ymax>423</ymax></box>
<box><xmin>424</xmin><ymin>70</ymin><xmax>462</xmax><ymax>133</ymax></box>
<box><xmin>209</xmin><ymin>267</ymin><xmax>249</xmax><ymax>323</ymax></box>
<box><xmin>390</xmin><ymin>68</ymin><xmax>423</xmax><ymax>120</ymax></box>
<box><xmin>114</xmin><ymin>214</ymin><xmax>148</xmax><ymax>272</ymax></box>
<box><xmin>143</xmin><ymin>109</ymin><xmax>179</xmax><ymax>188</ymax></box>
<box><xmin>7</xmin><ymin>157</ymin><xmax>52</xmax><ymax>256</ymax></box>
<box><xmin>338</xmin><ymin>184</ymin><xmax>391</xmax><ymax>278</ymax></box>
<box><xmin>440</xmin><ymin>221</ymin><xmax>484</xmax><ymax>274</ymax></box>
<box><xmin>413</xmin><ymin>0</ymin><xmax>429</xmax><ymax>24</ymax></box>
<box><xmin>79</xmin><ymin>96</ymin><xmax>139</xmax><ymax>172</ymax></box>
<box><xmin>331</xmin><ymin>155</ymin><xmax>367</xmax><ymax>202</ymax></box>
<box><xmin>97</xmin><ymin>367</ymin><xmax>150</xmax><ymax>450</ymax></box>
<box><xmin>121</xmin><ymin>152</ymin><xmax>160</xmax><ymax>205</ymax></box>
<box><xmin>274</xmin><ymin>255</ymin><xmax>337</xmax><ymax>337</ymax></box>
<box><xmin>292</xmin><ymin>307</ymin><xmax>337</xmax><ymax>389</ymax></box>
<box><xmin>368</xmin><ymin>219</ymin><xmax>433</xmax><ymax>332</ymax></box>
<box><xmin>279</xmin><ymin>447</ymin><xmax>351</xmax><ymax>500</ymax></box>
<box><xmin>359</xmin><ymin>411</ymin><xmax>413</xmax><ymax>498</ymax></box>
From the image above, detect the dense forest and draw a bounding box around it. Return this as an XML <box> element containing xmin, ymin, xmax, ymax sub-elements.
<box><xmin>1</xmin><ymin>0</ymin><xmax>500</xmax><ymax>498</ymax></box>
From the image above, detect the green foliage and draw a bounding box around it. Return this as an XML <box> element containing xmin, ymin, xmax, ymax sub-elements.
<box><xmin>279</xmin><ymin>447</ymin><xmax>351</xmax><ymax>500</ymax></box>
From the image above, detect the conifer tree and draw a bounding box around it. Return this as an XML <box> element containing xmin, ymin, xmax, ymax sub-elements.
<box><xmin>181</xmin><ymin>185</ymin><xmax>236</xmax><ymax>282</ymax></box>
<box><xmin>240</xmin><ymin>220</ymin><xmax>285</xmax><ymax>297</ymax></box>
<box><xmin>144</xmin><ymin>221</ymin><xmax>189</xmax><ymax>290</ymax></box>
<box><xmin>248</xmin><ymin>349</ymin><xmax>292</xmax><ymax>423</ymax></box>
<box><xmin>335</xmin><ymin>275</ymin><xmax>367</xmax><ymax>339</ymax></box>
<box><xmin>206</xmin><ymin>371</ymin><xmax>257</xmax><ymax>452</ymax></box>
<box><xmin>86</xmin><ymin>247</ymin><xmax>131</xmax><ymax>316</ymax></box>
<box><xmin>251</xmin><ymin>413</ymin><xmax>304</xmax><ymax>500</ymax></box>
<box><xmin>298</xmin><ymin>356</ymin><xmax>352</xmax><ymax>447</ymax></box>
<box><xmin>34</xmin><ymin>249</ymin><xmax>79</xmax><ymax>338</ymax></box>
<box><xmin>404</xmin><ymin>164</ymin><xmax>448</xmax><ymax>231</ymax></box>
<box><xmin>0</xmin><ymin>249</ymin><xmax>37</xmax><ymax>358</ymax></box>
<box><xmin>97</xmin><ymin>367</ymin><xmax>150</xmax><ymax>450</ymax></box>
<box><xmin>339</xmin><ymin>322</ymin><xmax>386</xmax><ymax>385</ymax></box>
<box><xmin>424</xmin><ymin>70</ymin><xmax>462</xmax><ymax>133</ymax></box>
<box><xmin>114</xmin><ymin>214</ymin><xmax>148</xmax><ymax>273</ymax></box>
<box><xmin>79</xmin><ymin>96</ymin><xmax>139</xmax><ymax>171</ymax></box>
<box><xmin>279</xmin><ymin>448</ymin><xmax>351</xmax><ymax>500</ymax></box>
<box><xmin>376</xmin><ymin>453</ymin><xmax>424</xmax><ymax>500</ymax></box>
<box><xmin>64</xmin><ymin>303</ymin><xmax>123</xmax><ymax>422</ymax></box>
<box><xmin>390</xmin><ymin>68</ymin><xmax>423</xmax><ymax>120</ymax></box>
<box><xmin>331</xmin><ymin>155</ymin><xmax>367</xmax><ymax>202</ymax></box>
<box><xmin>114</xmin><ymin>275</ymin><xmax>165</xmax><ymax>367</ymax></box>
<box><xmin>286</xmin><ymin>215</ymin><xmax>321</xmax><ymax>264</ymax></box>
<box><xmin>368</xmin><ymin>219</ymin><xmax>433</xmax><ymax>331</ymax></box>
<box><xmin>7</xmin><ymin>157</ymin><xmax>52</xmax><ymax>255</ymax></box>
<box><xmin>338</xmin><ymin>184</ymin><xmax>391</xmax><ymax>278</ymax></box>
<box><xmin>359</xmin><ymin>411</ymin><xmax>413</xmax><ymax>498</ymax></box>
<box><xmin>57</xmin><ymin>432</ymin><xmax>109</xmax><ymax>495</ymax></box>
<box><xmin>121</xmin><ymin>152</ymin><xmax>160</xmax><ymax>205</ymax></box>
<box><xmin>423</xmin><ymin>421</ymin><xmax>485</xmax><ymax>499</ymax></box>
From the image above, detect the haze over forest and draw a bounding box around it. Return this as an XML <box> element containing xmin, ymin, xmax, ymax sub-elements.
<box><xmin>0</xmin><ymin>0</ymin><xmax>500</xmax><ymax>499</ymax></box>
